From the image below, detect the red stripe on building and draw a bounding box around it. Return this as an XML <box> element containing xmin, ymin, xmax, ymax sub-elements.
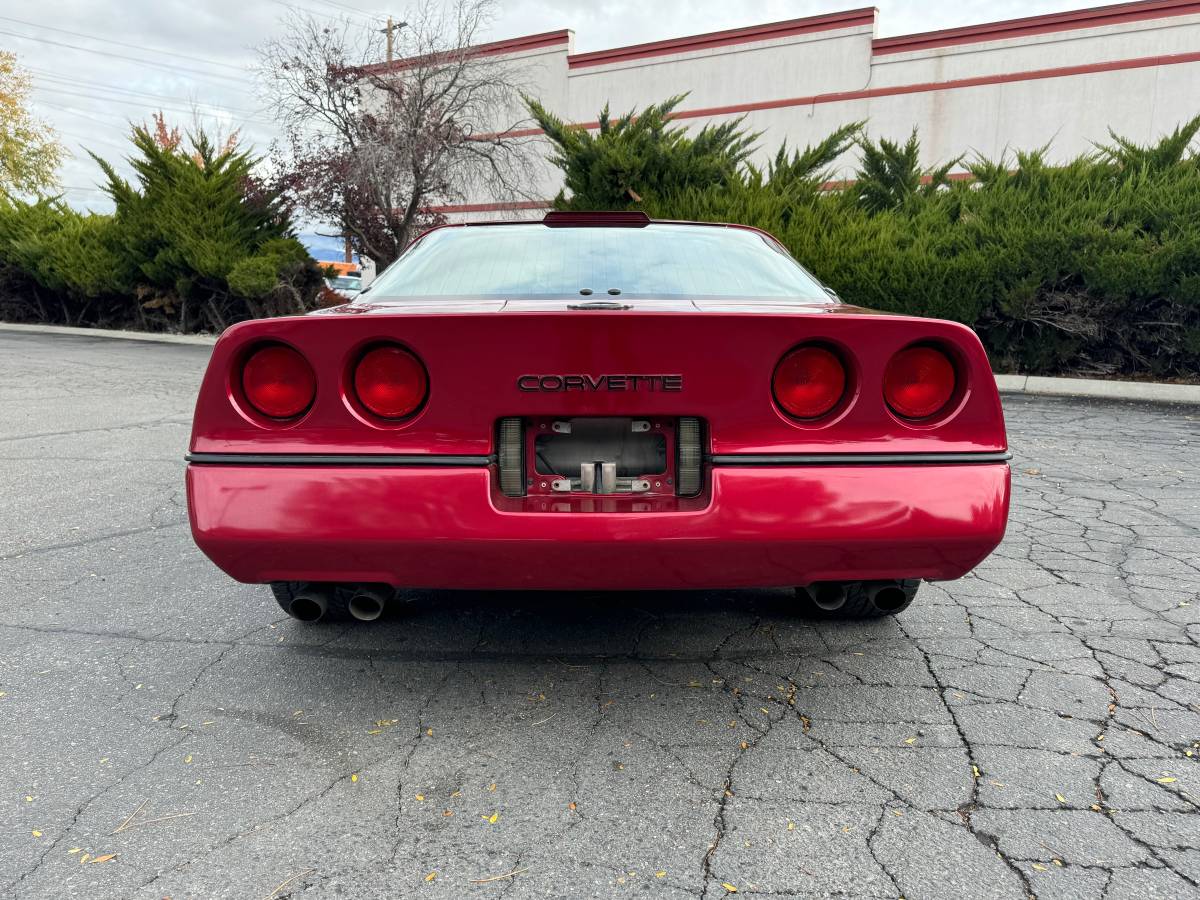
<box><xmin>671</xmin><ymin>48</ymin><xmax>1200</xmax><ymax>120</ymax></box>
<box><xmin>369</xmin><ymin>29</ymin><xmax>571</xmax><ymax>74</ymax></box>
<box><xmin>424</xmin><ymin>199</ymin><xmax>552</xmax><ymax>214</ymax></box>
<box><xmin>565</xmin><ymin>8</ymin><xmax>876</xmax><ymax>69</ymax></box>
<box><xmin>474</xmin><ymin>48</ymin><xmax>1200</xmax><ymax>141</ymax></box>
<box><xmin>873</xmin><ymin>0</ymin><xmax>1200</xmax><ymax>55</ymax></box>
<box><xmin>430</xmin><ymin>174</ymin><xmax>988</xmax><ymax>215</ymax></box>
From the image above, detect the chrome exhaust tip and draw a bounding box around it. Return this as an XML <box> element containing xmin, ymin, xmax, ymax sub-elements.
<box><xmin>866</xmin><ymin>582</ymin><xmax>909</xmax><ymax>613</ymax></box>
<box><xmin>807</xmin><ymin>581</ymin><xmax>847</xmax><ymax>612</ymax></box>
<box><xmin>290</xmin><ymin>586</ymin><xmax>331</xmax><ymax>623</ymax></box>
<box><xmin>348</xmin><ymin>585</ymin><xmax>391</xmax><ymax>622</ymax></box>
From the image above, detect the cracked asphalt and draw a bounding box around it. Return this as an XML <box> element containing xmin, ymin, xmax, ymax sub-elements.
<box><xmin>0</xmin><ymin>330</ymin><xmax>1198</xmax><ymax>899</ymax></box>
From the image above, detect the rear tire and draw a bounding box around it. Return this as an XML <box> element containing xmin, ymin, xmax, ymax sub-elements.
<box><xmin>270</xmin><ymin>582</ymin><xmax>351</xmax><ymax>623</ymax></box>
<box><xmin>796</xmin><ymin>580</ymin><xmax>919</xmax><ymax>619</ymax></box>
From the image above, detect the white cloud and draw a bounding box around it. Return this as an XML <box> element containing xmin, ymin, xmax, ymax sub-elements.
<box><xmin>12</xmin><ymin>0</ymin><xmax>1128</xmax><ymax>213</ymax></box>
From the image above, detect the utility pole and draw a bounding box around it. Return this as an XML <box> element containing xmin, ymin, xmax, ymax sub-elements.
<box><xmin>380</xmin><ymin>17</ymin><xmax>407</xmax><ymax>64</ymax></box>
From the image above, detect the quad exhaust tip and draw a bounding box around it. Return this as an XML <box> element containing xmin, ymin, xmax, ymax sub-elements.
<box><xmin>290</xmin><ymin>586</ymin><xmax>332</xmax><ymax>623</ymax></box>
<box><xmin>349</xmin><ymin>585</ymin><xmax>392</xmax><ymax>622</ymax></box>
<box><xmin>867</xmin><ymin>582</ymin><xmax>908</xmax><ymax>613</ymax></box>
<box><xmin>807</xmin><ymin>582</ymin><xmax>847</xmax><ymax>612</ymax></box>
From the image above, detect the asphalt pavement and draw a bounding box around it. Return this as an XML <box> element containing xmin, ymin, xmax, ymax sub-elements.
<box><xmin>0</xmin><ymin>331</ymin><xmax>1197</xmax><ymax>899</ymax></box>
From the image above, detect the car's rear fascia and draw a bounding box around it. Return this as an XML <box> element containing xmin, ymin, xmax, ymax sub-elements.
<box><xmin>187</xmin><ymin>462</ymin><xmax>1009</xmax><ymax>589</ymax></box>
<box><xmin>189</xmin><ymin>307</ymin><xmax>1006</xmax><ymax>456</ymax></box>
<box><xmin>187</xmin><ymin>302</ymin><xmax>1010</xmax><ymax>589</ymax></box>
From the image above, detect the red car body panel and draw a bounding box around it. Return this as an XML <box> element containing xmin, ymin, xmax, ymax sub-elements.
<box><xmin>189</xmin><ymin>305</ymin><xmax>1006</xmax><ymax>456</ymax></box>
<box><xmin>186</xmin><ymin>218</ymin><xmax>1011</xmax><ymax>591</ymax></box>
<box><xmin>186</xmin><ymin>464</ymin><xmax>1009</xmax><ymax>589</ymax></box>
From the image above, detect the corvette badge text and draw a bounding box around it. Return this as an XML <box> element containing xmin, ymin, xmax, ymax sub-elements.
<box><xmin>517</xmin><ymin>374</ymin><xmax>683</xmax><ymax>392</ymax></box>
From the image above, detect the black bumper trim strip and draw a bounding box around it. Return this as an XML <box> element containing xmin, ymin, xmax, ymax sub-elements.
<box><xmin>710</xmin><ymin>451</ymin><xmax>1012</xmax><ymax>466</ymax></box>
<box><xmin>186</xmin><ymin>453</ymin><xmax>493</xmax><ymax>467</ymax></box>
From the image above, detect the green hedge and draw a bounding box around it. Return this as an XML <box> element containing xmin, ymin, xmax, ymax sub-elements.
<box><xmin>642</xmin><ymin>156</ymin><xmax>1200</xmax><ymax>377</ymax></box>
<box><xmin>535</xmin><ymin>95</ymin><xmax>1200</xmax><ymax>378</ymax></box>
<box><xmin>0</xmin><ymin>127</ymin><xmax>324</xmax><ymax>333</ymax></box>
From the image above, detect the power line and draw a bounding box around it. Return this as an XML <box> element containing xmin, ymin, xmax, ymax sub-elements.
<box><xmin>30</xmin><ymin>70</ymin><xmax>269</xmax><ymax>118</ymax></box>
<box><xmin>57</xmin><ymin>130</ymin><xmax>132</xmax><ymax>154</ymax></box>
<box><xmin>322</xmin><ymin>0</ymin><xmax>387</xmax><ymax>20</ymax></box>
<box><xmin>0</xmin><ymin>29</ymin><xmax>251</xmax><ymax>85</ymax></box>
<box><xmin>0</xmin><ymin>14</ymin><xmax>247</xmax><ymax>73</ymax></box>
<box><xmin>34</xmin><ymin>85</ymin><xmax>276</xmax><ymax>127</ymax></box>
<box><xmin>268</xmin><ymin>0</ymin><xmax>382</xmax><ymax>26</ymax></box>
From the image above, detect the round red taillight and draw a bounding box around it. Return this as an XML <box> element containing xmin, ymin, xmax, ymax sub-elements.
<box><xmin>241</xmin><ymin>344</ymin><xmax>316</xmax><ymax>419</ymax></box>
<box><xmin>884</xmin><ymin>346</ymin><xmax>957</xmax><ymax>419</ymax></box>
<box><xmin>773</xmin><ymin>345</ymin><xmax>847</xmax><ymax>419</ymax></box>
<box><xmin>353</xmin><ymin>345</ymin><xmax>428</xmax><ymax>419</ymax></box>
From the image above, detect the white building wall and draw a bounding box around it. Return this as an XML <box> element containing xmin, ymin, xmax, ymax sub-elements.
<box><xmin>419</xmin><ymin>0</ymin><xmax>1200</xmax><ymax>219</ymax></box>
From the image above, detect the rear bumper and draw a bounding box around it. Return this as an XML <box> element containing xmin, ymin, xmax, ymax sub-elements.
<box><xmin>185</xmin><ymin>461</ymin><xmax>1010</xmax><ymax>589</ymax></box>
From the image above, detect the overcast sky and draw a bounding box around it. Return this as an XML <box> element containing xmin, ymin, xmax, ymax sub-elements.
<box><xmin>7</xmin><ymin>0</ymin><xmax>1127</xmax><ymax>216</ymax></box>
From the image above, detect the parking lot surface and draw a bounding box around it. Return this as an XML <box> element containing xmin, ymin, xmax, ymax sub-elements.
<box><xmin>0</xmin><ymin>331</ymin><xmax>1197</xmax><ymax>899</ymax></box>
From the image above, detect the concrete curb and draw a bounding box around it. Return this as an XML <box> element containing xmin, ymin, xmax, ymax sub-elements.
<box><xmin>994</xmin><ymin>373</ymin><xmax>1200</xmax><ymax>405</ymax></box>
<box><xmin>0</xmin><ymin>322</ymin><xmax>217</xmax><ymax>346</ymax></box>
<box><xmin>3</xmin><ymin>322</ymin><xmax>1198</xmax><ymax>405</ymax></box>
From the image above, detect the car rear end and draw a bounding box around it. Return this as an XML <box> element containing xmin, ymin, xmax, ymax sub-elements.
<box><xmin>185</xmin><ymin>216</ymin><xmax>1010</xmax><ymax>613</ymax></box>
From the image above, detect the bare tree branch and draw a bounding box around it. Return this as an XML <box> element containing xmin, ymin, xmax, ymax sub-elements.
<box><xmin>257</xmin><ymin>0</ymin><xmax>538</xmax><ymax>268</ymax></box>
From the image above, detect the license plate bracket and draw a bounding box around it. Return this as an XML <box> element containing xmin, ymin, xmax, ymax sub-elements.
<box><xmin>525</xmin><ymin>416</ymin><xmax>677</xmax><ymax>496</ymax></box>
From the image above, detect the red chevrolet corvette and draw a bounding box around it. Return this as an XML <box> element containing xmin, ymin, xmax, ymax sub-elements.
<box><xmin>186</xmin><ymin>212</ymin><xmax>1010</xmax><ymax>623</ymax></box>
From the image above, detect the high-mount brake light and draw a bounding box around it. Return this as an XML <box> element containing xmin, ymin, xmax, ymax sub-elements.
<box><xmin>884</xmin><ymin>345</ymin><xmax>957</xmax><ymax>420</ymax></box>
<box><xmin>241</xmin><ymin>344</ymin><xmax>316</xmax><ymax>420</ymax></box>
<box><xmin>772</xmin><ymin>345</ymin><xmax>847</xmax><ymax>420</ymax></box>
<box><xmin>353</xmin><ymin>345</ymin><xmax>428</xmax><ymax>419</ymax></box>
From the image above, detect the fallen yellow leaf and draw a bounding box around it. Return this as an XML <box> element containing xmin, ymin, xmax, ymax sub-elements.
<box><xmin>367</xmin><ymin>729</ymin><xmax>382</xmax><ymax>735</ymax></box>
<box><xmin>1031</xmin><ymin>863</ymin><xmax>1047</xmax><ymax>872</ymax></box>
<box><xmin>31</xmin><ymin>830</ymin><xmax>42</xmax><ymax>838</ymax></box>
<box><xmin>655</xmin><ymin>871</ymin><xmax>666</xmax><ymax>878</ymax></box>
<box><xmin>1052</xmin><ymin>859</ymin><xmax>1063</xmax><ymax>867</ymax></box>
<box><xmin>568</xmin><ymin>802</ymin><xmax>577</xmax><ymax>811</ymax></box>
<box><xmin>25</xmin><ymin>796</ymin><xmax>33</xmax><ymax>802</ymax></box>
<box><xmin>91</xmin><ymin>854</ymin><xmax>116</xmax><ymax>864</ymax></box>
<box><xmin>184</xmin><ymin>755</ymin><xmax>192</xmax><ymax>764</ymax></box>
<box><xmin>1055</xmin><ymin>793</ymin><xmax>1066</xmax><ymax>803</ymax></box>
<box><xmin>79</xmin><ymin>854</ymin><xmax>90</xmax><ymax>865</ymax></box>
<box><xmin>972</xmin><ymin>766</ymin><xmax>981</xmax><ymax>778</ymax></box>
<box><xmin>426</xmin><ymin>728</ymin><xmax>433</xmax><ymax>736</ymax></box>
<box><xmin>787</xmin><ymin>821</ymin><xmax>795</xmax><ymax>831</ymax></box>
<box><xmin>483</xmin><ymin>812</ymin><xmax>498</xmax><ymax>824</ymax></box>
<box><xmin>68</xmin><ymin>848</ymin><xmax>81</xmax><ymax>855</ymax></box>
<box><xmin>425</xmin><ymin>871</ymin><xmax>437</xmax><ymax>882</ymax></box>
<box><xmin>488</xmin><ymin>783</ymin><xmax>496</xmax><ymax>792</ymax></box>
<box><xmin>1158</xmin><ymin>777</ymin><xmax>1177</xmax><ymax>784</ymax></box>
<box><xmin>415</xmin><ymin>794</ymin><xmax>425</xmax><ymax>801</ymax></box>
<box><xmin>722</xmin><ymin>884</ymin><xmax>738</xmax><ymax>893</ymax></box>
<box><xmin>904</xmin><ymin>738</ymin><xmax>916</xmax><ymax>745</ymax></box>
<box><xmin>351</xmin><ymin>773</ymin><xmax>359</xmax><ymax>783</ymax></box>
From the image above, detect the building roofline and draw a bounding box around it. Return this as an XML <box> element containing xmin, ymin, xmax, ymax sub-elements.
<box><xmin>565</xmin><ymin>8</ymin><xmax>876</xmax><ymax>69</ymax></box>
<box><xmin>369</xmin><ymin>28</ymin><xmax>571</xmax><ymax>73</ymax></box>
<box><xmin>371</xmin><ymin>1</ymin><xmax>1200</xmax><ymax>72</ymax></box>
<box><xmin>873</xmin><ymin>0</ymin><xmax>1200</xmax><ymax>55</ymax></box>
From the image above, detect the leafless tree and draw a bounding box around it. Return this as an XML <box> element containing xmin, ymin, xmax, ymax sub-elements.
<box><xmin>258</xmin><ymin>0</ymin><xmax>538</xmax><ymax>268</ymax></box>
